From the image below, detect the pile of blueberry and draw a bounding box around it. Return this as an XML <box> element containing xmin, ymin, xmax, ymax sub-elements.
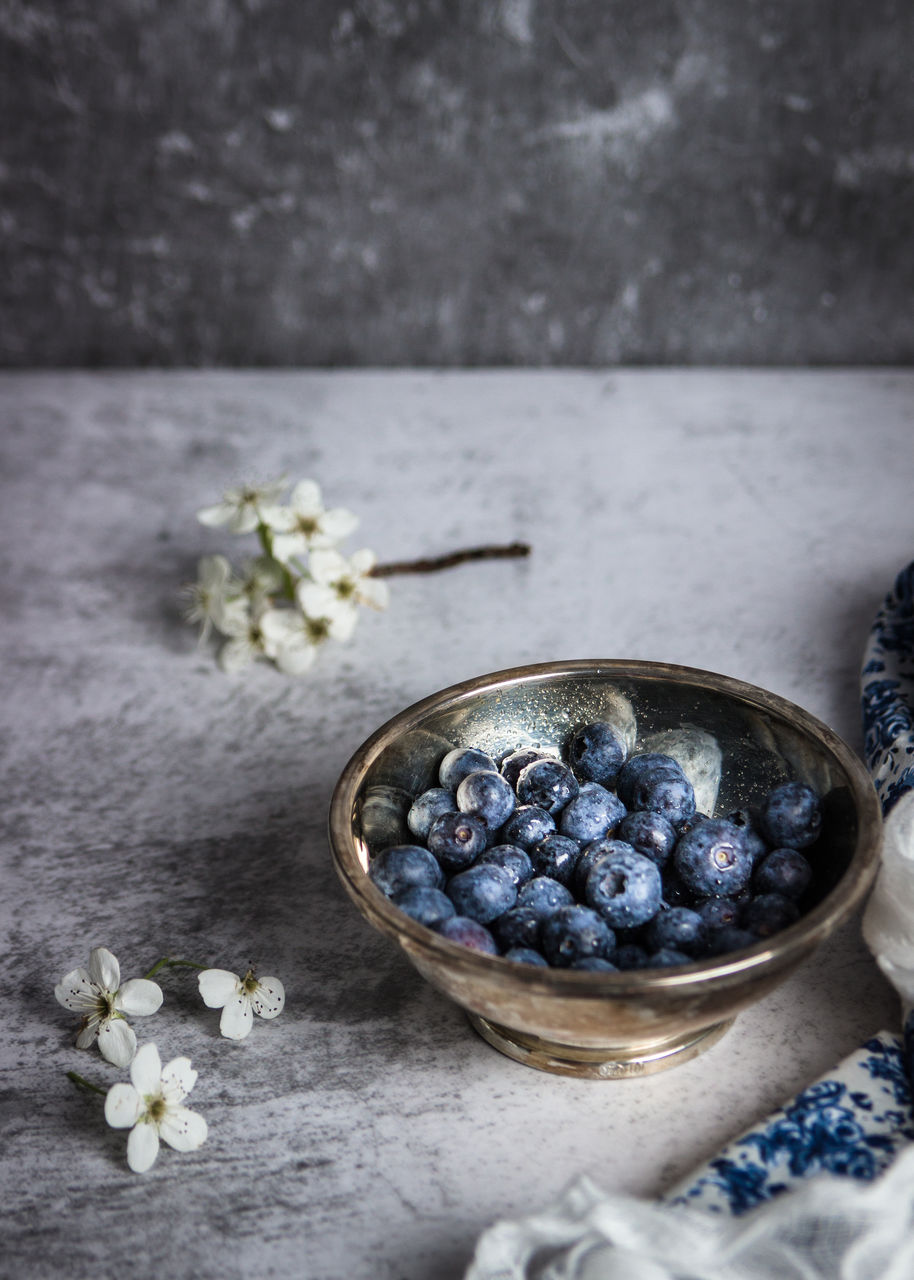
<box><xmin>367</xmin><ymin>722</ymin><xmax>824</xmax><ymax>971</ymax></box>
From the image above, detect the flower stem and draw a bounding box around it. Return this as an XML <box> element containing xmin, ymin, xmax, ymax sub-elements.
<box><xmin>257</xmin><ymin>520</ymin><xmax>297</xmax><ymax>602</ymax></box>
<box><xmin>143</xmin><ymin>957</ymin><xmax>209</xmax><ymax>981</ymax></box>
<box><xmin>371</xmin><ymin>541</ymin><xmax>531</xmax><ymax>578</ymax></box>
<box><xmin>66</xmin><ymin>1071</ymin><xmax>106</xmax><ymax>1097</ymax></box>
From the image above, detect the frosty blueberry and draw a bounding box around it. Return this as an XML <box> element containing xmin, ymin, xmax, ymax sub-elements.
<box><xmin>474</xmin><ymin>843</ymin><xmax>534</xmax><ymax>887</ymax></box>
<box><xmin>566</xmin><ymin>721</ymin><xmax>627</xmax><ymax>786</ymax></box>
<box><xmin>541</xmin><ymin>905</ymin><xmax>616</xmax><ymax>968</ymax></box>
<box><xmin>558</xmin><ymin>782</ymin><xmax>627</xmax><ymax>845</ymax></box>
<box><xmin>753</xmin><ymin>847</ymin><xmax>813</xmax><ymax>899</ymax></box>
<box><xmin>585</xmin><ymin>848</ymin><xmax>663</xmax><ymax>929</ymax></box>
<box><xmin>704</xmin><ymin>926</ymin><xmax>759</xmax><ymax>956</ymax></box>
<box><xmin>724</xmin><ymin>807</ymin><xmax>768</xmax><ymax>863</ymax></box>
<box><xmin>438</xmin><ymin>746</ymin><xmax>498</xmax><ymax>791</ymax></box>
<box><xmin>742</xmin><ymin>892</ymin><xmax>800</xmax><ymax>937</ymax></box>
<box><xmin>674</xmin><ymin>818</ymin><xmax>754</xmax><ymax>898</ymax></box>
<box><xmin>616</xmin><ymin>753</ymin><xmax>684</xmax><ymax>807</ymax></box>
<box><xmin>426</xmin><ymin>811</ymin><xmax>487</xmax><ymax>871</ymax></box>
<box><xmin>516</xmin><ymin>758</ymin><xmax>579</xmax><ymax>814</ymax></box>
<box><xmin>369</xmin><ymin>844</ymin><xmax>445</xmax><ymax>897</ymax></box>
<box><xmin>502</xmin><ymin>804</ymin><xmax>556</xmax><ymax>850</ymax></box>
<box><xmin>435</xmin><ymin>915</ymin><xmax>499</xmax><ymax>954</ymax></box>
<box><xmin>616</xmin><ymin>811</ymin><xmax>677</xmax><ymax>867</ymax></box>
<box><xmin>407</xmin><ymin>787</ymin><xmax>457</xmax><ymax>841</ymax></box>
<box><xmin>573</xmin><ymin>836</ymin><xmax>636</xmax><ymax>896</ymax></box>
<box><xmin>759</xmin><ymin>781</ymin><xmax>823</xmax><ymax>850</ymax></box>
<box><xmin>456</xmin><ymin>769</ymin><xmax>516</xmax><ymax>830</ymax></box>
<box><xmin>528</xmin><ymin>833</ymin><xmax>582</xmax><ymax>886</ymax></box>
<box><xmin>500</xmin><ymin>747</ymin><xmax>555</xmax><ymax>790</ymax></box>
<box><xmin>643</xmin><ymin>907</ymin><xmax>707</xmax><ymax>957</ymax></box>
<box><xmin>617</xmin><ymin>753</ymin><xmax>696</xmax><ymax>828</ymax></box>
<box><xmin>392</xmin><ymin>885</ymin><xmax>456</xmax><ymax>928</ymax></box>
<box><xmin>446</xmin><ymin>863</ymin><xmax>517</xmax><ymax>924</ymax></box>
<box><xmin>516</xmin><ymin>875</ymin><xmax>575</xmax><ymax>918</ymax></box>
<box><xmin>503</xmin><ymin>946</ymin><xmax>549</xmax><ymax>967</ymax></box>
<box><xmin>494</xmin><ymin>905</ymin><xmax>544</xmax><ymax>951</ymax></box>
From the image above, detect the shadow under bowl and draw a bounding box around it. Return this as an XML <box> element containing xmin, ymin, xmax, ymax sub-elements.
<box><xmin>328</xmin><ymin>660</ymin><xmax>882</xmax><ymax>1078</ymax></box>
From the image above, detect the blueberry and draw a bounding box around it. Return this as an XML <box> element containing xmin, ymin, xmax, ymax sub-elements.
<box><xmin>502</xmin><ymin>805</ymin><xmax>556</xmax><ymax>850</ymax></box>
<box><xmin>528</xmin><ymin>832</ymin><xmax>582</xmax><ymax>886</ymax></box>
<box><xmin>648</xmin><ymin>947</ymin><xmax>693</xmax><ymax>968</ymax></box>
<box><xmin>753</xmin><ymin>847</ymin><xmax>813</xmax><ymax>899</ymax></box>
<box><xmin>474</xmin><ymin>843</ymin><xmax>535</xmax><ymax>887</ymax></box>
<box><xmin>616</xmin><ymin>754</ymin><xmax>684</xmax><ymax>807</ymax></box>
<box><xmin>631</xmin><ymin>769</ymin><xmax>696</xmax><ymax>829</ymax></box>
<box><xmin>571</xmin><ymin>956</ymin><xmax>618</xmax><ymax>972</ymax></box>
<box><xmin>696</xmin><ymin>896</ymin><xmax>742</xmax><ymax>930</ymax></box>
<box><xmin>614</xmin><ymin>944</ymin><xmax>651</xmax><ymax>970</ymax></box>
<box><xmin>585</xmin><ymin>848</ymin><xmax>663</xmax><ymax>929</ymax></box>
<box><xmin>573</xmin><ymin>837</ymin><xmax>636</xmax><ymax>897</ymax></box>
<box><xmin>724</xmin><ymin>807</ymin><xmax>768</xmax><ymax>863</ymax></box>
<box><xmin>435</xmin><ymin>915</ymin><xmax>499</xmax><ymax>955</ymax></box>
<box><xmin>503</xmin><ymin>946</ymin><xmax>549</xmax><ymax>967</ymax></box>
<box><xmin>704</xmin><ymin>925</ymin><xmax>760</xmax><ymax>957</ymax></box>
<box><xmin>494</xmin><ymin>906</ymin><xmax>544</xmax><ymax>951</ymax></box>
<box><xmin>446</xmin><ymin>863</ymin><xmax>517</xmax><ymax>924</ymax></box>
<box><xmin>456</xmin><ymin>769</ymin><xmax>516</xmax><ymax>830</ymax></box>
<box><xmin>541</xmin><ymin>905</ymin><xmax>616</xmax><ymax>968</ymax></box>
<box><xmin>616</xmin><ymin>811</ymin><xmax>678</xmax><ymax>868</ymax></box>
<box><xmin>559</xmin><ymin>782</ymin><xmax>627</xmax><ymax>844</ymax></box>
<box><xmin>516</xmin><ymin>875</ymin><xmax>575</xmax><ymax>919</ymax></box>
<box><xmin>438</xmin><ymin>746</ymin><xmax>498</xmax><ymax>791</ymax></box>
<box><xmin>566</xmin><ymin>721</ymin><xmax>627</xmax><ymax>786</ymax></box>
<box><xmin>426</xmin><ymin>811</ymin><xmax>488</xmax><ymax>871</ymax></box>
<box><xmin>643</xmin><ymin>907</ymin><xmax>707</xmax><ymax>957</ymax></box>
<box><xmin>742</xmin><ymin>892</ymin><xmax>800</xmax><ymax>937</ymax></box>
<box><xmin>516</xmin><ymin>758</ymin><xmax>579</xmax><ymax>814</ymax></box>
<box><xmin>500</xmin><ymin>747</ymin><xmax>556</xmax><ymax>790</ymax></box>
<box><xmin>392</xmin><ymin>885</ymin><xmax>456</xmax><ymax>928</ymax></box>
<box><xmin>407</xmin><ymin>787</ymin><xmax>457</xmax><ymax>841</ymax></box>
<box><xmin>674</xmin><ymin>818</ymin><xmax>754</xmax><ymax>897</ymax></box>
<box><xmin>369</xmin><ymin>844</ymin><xmax>445</xmax><ymax>896</ymax></box>
<box><xmin>759</xmin><ymin>781</ymin><xmax>823</xmax><ymax>850</ymax></box>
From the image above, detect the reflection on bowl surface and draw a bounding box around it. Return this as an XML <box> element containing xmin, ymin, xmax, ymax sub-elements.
<box><xmin>328</xmin><ymin>660</ymin><xmax>882</xmax><ymax>1077</ymax></box>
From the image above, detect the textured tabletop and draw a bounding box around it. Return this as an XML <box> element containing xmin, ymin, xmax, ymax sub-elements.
<box><xmin>2</xmin><ymin>369</ymin><xmax>912</xmax><ymax>1280</ymax></box>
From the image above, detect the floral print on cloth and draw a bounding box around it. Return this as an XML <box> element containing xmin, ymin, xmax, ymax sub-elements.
<box><xmin>665</xmin><ymin>1031</ymin><xmax>914</xmax><ymax>1215</ymax></box>
<box><xmin>861</xmin><ymin>559</ymin><xmax>914</xmax><ymax>815</ymax></box>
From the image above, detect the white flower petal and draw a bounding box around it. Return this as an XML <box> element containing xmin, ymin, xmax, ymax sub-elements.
<box><xmin>127</xmin><ymin>1122</ymin><xmax>161</xmax><ymax>1173</ymax></box>
<box><xmin>160</xmin><ymin>1057</ymin><xmax>197</xmax><ymax>1104</ymax></box>
<box><xmin>257</xmin><ymin>503</ymin><xmax>296</xmax><ymax>533</ymax></box>
<box><xmin>159</xmin><ymin>1106</ymin><xmax>208</xmax><ymax>1154</ymax></box>
<box><xmin>115</xmin><ymin>978</ymin><xmax>164</xmax><ymax>1017</ymax></box>
<box><xmin>88</xmin><ymin>948</ymin><xmax>120</xmax><ymax>993</ymax></box>
<box><xmin>218</xmin><ymin>636</ymin><xmax>256</xmax><ymax>673</ymax></box>
<box><xmin>105</xmin><ymin>1083</ymin><xmax>142</xmax><ymax>1130</ymax></box>
<box><xmin>198</xmin><ymin>969</ymin><xmax>240</xmax><ymax>1010</ymax></box>
<box><xmin>252</xmin><ymin>977</ymin><xmax>285</xmax><ymax>1019</ymax></box>
<box><xmin>319</xmin><ymin>507</ymin><xmax>359</xmax><ymax>542</ymax></box>
<box><xmin>98</xmin><ymin>1017</ymin><xmax>137</xmax><ymax>1067</ymax></box>
<box><xmin>223</xmin><ymin>507</ymin><xmax>260</xmax><ymax>535</ymax></box>
<box><xmin>308</xmin><ymin>548</ymin><xmax>348</xmax><ymax>585</ymax></box>
<box><xmin>273</xmin><ymin>641</ymin><xmax>317</xmax><ymax>676</ymax></box>
<box><xmin>76</xmin><ymin>1021</ymin><xmax>99</xmax><ymax>1049</ymax></box>
<box><xmin>219</xmin><ymin>993</ymin><xmax>254</xmax><ymax>1040</ymax></box>
<box><xmin>358</xmin><ymin>576</ymin><xmax>389</xmax><ymax>611</ymax></box>
<box><xmin>288</xmin><ymin>478</ymin><xmax>322</xmax><ymax>516</ymax></box>
<box><xmin>196</xmin><ymin>501</ymin><xmax>235</xmax><ymax>528</ymax></box>
<box><xmin>296</xmin><ymin>581</ymin><xmax>338</xmax><ymax>618</ymax></box>
<box><xmin>269</xmin><ymin>532</ymin><xmax>309</xmax><ymax>564</ymax></box>
<box><xmin>130</xmin><ymin>1041</ymin><xmax>162</xmax><ymax>1093</ymax></box>
<box><xmin>349</xmin><ymin>547</ymin><xmax>377</xmax><ymax>575</ymax></box>
<box><xmin>198</xmin><ymin>554</ymin><xmax>232</xmax><ymax>589</ymax></box>
<box><xmin>258</xmin><ymin>609</ymin><xmax>297</xmax><ymax>646</ymax></box>
<box><xmin>327</xmin><ymin>603</ymin><xmax>359</xmax><ymax>642</ymax></box>
<box><xmin>55</xmin><ymin>967</ymin><xmax>97</xmax><ymax>1011</ymax></box>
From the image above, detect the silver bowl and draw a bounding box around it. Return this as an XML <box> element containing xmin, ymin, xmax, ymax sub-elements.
<box><xmin>328</xmin><ymin>660</ymin><xmax>882</xmax><ymax>1078</ymax></box>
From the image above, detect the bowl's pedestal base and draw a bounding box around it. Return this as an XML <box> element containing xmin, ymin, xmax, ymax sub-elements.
<box><xmin>467</xmin><ymin>1014</ymin><xmax>734</xmax><ymax>1078</ymax></box>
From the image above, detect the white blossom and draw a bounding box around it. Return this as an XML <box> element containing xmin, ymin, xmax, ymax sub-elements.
<box><xmin>198</xmin><ymin>967</ymin><xmax>285</xmax><ymax>1040</ymax></box>
<box><xmin>263</xmin><ymin>479</ymin><xmax>359</xmax><ymax>563</ymax></box>
<box><xmin>298</xmin><ymin>547</ymin><xmax>389</xmax><ymax>622</ymax></box>
<box><xmin>216</xmin><ymin>600</ymin><xmax>275</xmax><ymax>673</ymax></box>
<box><xmin>181</xmin><ymin>554</ymin><xmax>245</xmax><ymax>642</ymax></box>
<box><xmin>55</xmin><ymin>947</ymin><xmax>163</xmax><ymax>1067</ymax></box>
<box><xmin>260</xmin><ymin>598</ymin><xmax>357</xmax><ymax>676</ymax></box>
<box><xmin>105</xmin><ymin>1042</ymin><xmax>207</xmax><ymax>1173</ymax></box>
<box><xmin>197</xmin><ymin>478</ymin><xmax>288</xmax><ymax>535</ymax></box>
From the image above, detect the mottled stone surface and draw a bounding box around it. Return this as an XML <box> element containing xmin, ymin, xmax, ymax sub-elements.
<box><xmin>1</xmin><ymin>369</ymin><xmax>911</xmax><ymax>1279</ymax></box>
<box><xmin>2</xmin><ymin>2</ymin><xmax>914</xmax><ymax>367</ymax></box>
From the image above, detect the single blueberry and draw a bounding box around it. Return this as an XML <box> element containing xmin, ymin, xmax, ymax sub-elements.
<box><xmin>566</xmin><ymin>721</ymin><xmax>627</xmax><ymax>786</ymax></box>
<box><xmin>369</xmin><ymin>844</ymin><xmax>445</xmax><ymax>897</ymax></box>
<box><xmin>574</xmin><ymin>837</ymin><xmax>636</xmax><ymax>897</ymax></box>
<box><xmin>643</xmin><ymin>907</ymin><xmax>707</xmax><ymax>957</ymax></box>
<box><xmin>494</xmin><ymin>905</ymin><xmax>544</xmax><ymax>951</ymax></box>
<box><xmin>628</xmin><ymin>766</ymin><xmax>696</xmax><ymax>829</ymax></box>
<box><xmin>407</xmin><ymin>787</ymin><xmax>457</xmax><ymax>841</ymax></box>
<box><xmin>742</xmin><ymin>892</ymin><xmax>800</xmax><ymax>937</ymax></box>
<box><xmin>503</xmin><ymin>946</ymin><xmax>549</xmax><ymax>967</ymax></box>
<box><xmin>456</xmin><ymin>769</ymin><xmax>516</xmax><ymax>830</ymax></box>
<box><xmin>616</xmin><ymin>754</ymin><xmax>685</xmax><ymax>808</ymax></box>
<box><xmin>696</xmin><ymin>896</ymin><xmax>742</xmax><ymax>931</ymax></box>
<box><xmin>616</xmin><ymin>810</ymin><xmax>678</xmax><ymax>867</ymax></box>
<box><xmin>474</xmin><ymin>843</ymin><xmax>535</xmax><ymax>887</ymax></box>
<box><xmin>759</xmin><ymin>781</ymin><xmax>823</xmax><ymax>850</ymax></box>
<box><xmin>541</xmin><ymin>904</ymin><xmax>616</xmax><ymax>968</ymax></box>
<box><xmin>753</xmin><ymin>847</ymin><xmax>813</xmax><ymax>899</ymax></box>
<box><xmin>674</xmin><ymin>818</ymin><xmax>754</xmax><ymax>897</ymax></box>
<box><xmin>515</xmin><ymin>875</ymin><xmax>575</xmax><ymax>919</ymax></box>
<box><xmin>438</xmin><ymin>746</ymin><xmax>498</xmax><ymax>791</ymax></box>
<box><xmin>516</xmin><ymin>758</ymin><xmax>580</xmax><ymax>814</ymax></box>
<box><xmin>704</xmin><ymin>925</ymin><xmax>760</xmax><ymax>957</ymax></box>
<box><xmin>647</xmin><ymin>947</ymin><xmax>693</xmax><ymax>968</ymax></box>
<box><xmin>570</xmin><ymin>956</ymin><xmax>618</xmax><ymax>972</ymax></box>
<box><xmin>500</xmin><ymin>747</ymin><xmax>556</xmax><ymax>790</ymax></box>
<box><xmin>724</xmin><ymin>807</ymin><xmax>768</xmax><ymax>863</ymax></box>
<box><xmin>502</xmin><ymin>804</ymin><xmax>557</xmax><ymax>850</ymax></box>
<box><xmin>427</xmin><ymin>810</ymin><xmax>488</xmax><ymax>872</ymax></box>
<box><xmin>435</xmin><ymin>915</ymin><xmax>499</xmax><ymax>955</ymax></box>
<box><xmin>392</xmin><ymin>885</ymin><xmax>456</xmax><ymax>929</ymax></box>
<box><xmin>559</xmin><ymin>782</ymin><xmax>627</xmax><ymax>844</ymax></box>
<box><xmin>614</xmin><ymin>944</ymin><xmax>651</xmax><ymax>970</ymax></box>
<box><xmin>528</xmin><ymin>832</ymin><xmax>582</xmax><ymax>886</ymax></box>
<box><xmin>446</xmin><ymin>863</ymin><xmax>517</xmax><ymax>924</ymax></box>
<box><xmin>585</xmin><ymin>848</ymin><xmax>663</xmax><ymax>929</ymax></box>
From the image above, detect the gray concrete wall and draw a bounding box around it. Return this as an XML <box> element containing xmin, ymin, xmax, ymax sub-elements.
<box><xmin>2</xmin><ymin>0</ymin><xmax>913</xmax><ymax>367</ymax></box>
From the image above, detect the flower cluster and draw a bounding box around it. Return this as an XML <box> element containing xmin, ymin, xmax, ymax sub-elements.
<box><xmin>185</xmin><ymin>478</ymin><xmax>389</xmax><ymax>674</ymax></box>
<box><xmin>56</xmin><ymin>947</ymin><xmax>285</xmax><ymax>1173</ymax></box>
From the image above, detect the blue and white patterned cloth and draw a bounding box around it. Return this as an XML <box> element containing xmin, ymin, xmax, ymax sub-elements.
<box><xmin>861</xmin><ymin>559</ymin><xmax>914</xmax><ymax>815</ymax></box>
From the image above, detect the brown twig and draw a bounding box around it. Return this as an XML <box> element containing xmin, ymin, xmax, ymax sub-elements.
<box><xmin>370</xmin><ymin>541</ymin><xmax>531</xmax><ymax>578</ymax></box>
